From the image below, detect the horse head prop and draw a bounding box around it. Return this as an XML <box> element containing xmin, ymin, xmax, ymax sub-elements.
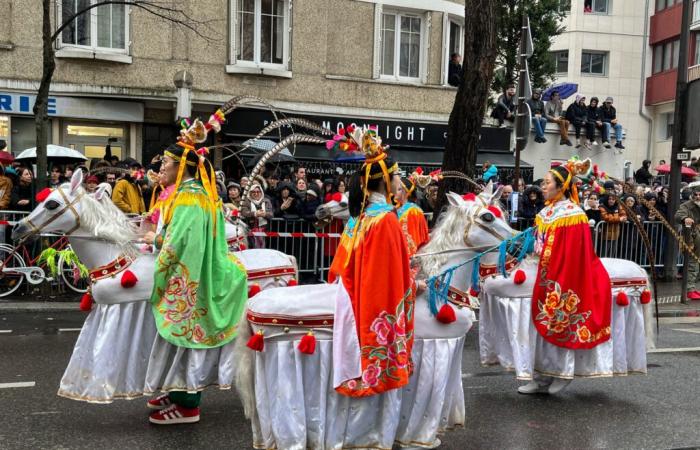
<box><xmin>315</xmin><ymin>192</ymin><xmax>349</xmax><ymax>225</ymax></box>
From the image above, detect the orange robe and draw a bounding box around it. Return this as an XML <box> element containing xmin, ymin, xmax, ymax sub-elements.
<box><xmin>397</xmin><ymin>202</ymin><xmax>430</xmax><ymax>257</ymax></box>
<box><xmin>532</xmin><ymin>200</ymin><xmax>612</xmax><ymax>350</ymax></box>
<box><xmin>329</xmin><ymin>201</ymin><xmax>414</xmax><ymax>397</ymax></box>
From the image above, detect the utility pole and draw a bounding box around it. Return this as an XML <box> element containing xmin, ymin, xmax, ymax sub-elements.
<box><xmin>513</xmin><ymin>13</ymin><xmax>533</xmax><ymax>190</ymax></box>
<box><xmin>664</xmin><ymin>0</ymin><xmax>693</xmax><ymax>279</ymax></box>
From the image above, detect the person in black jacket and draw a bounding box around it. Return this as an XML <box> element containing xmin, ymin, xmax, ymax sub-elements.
<box><xmin>518</xmin><ymin>185</ymin><xmax>544</xmax><ymax>226</ymax></box>
<box><xmin>275</xmin><ymin>181</ymin><xmax>301</xmax><ymax>219</ymax></box>
<box><xmin>565</xmin><ymin>95</ymin><xmax>590</xmax><ymax>149</ymax></box>
<box><xmin>299</xmin><ymin>186</ymin><xmax>321</xmax><ymax>222</ymax></box>
<box><xmin>526</xmin><ymin>88</ymin><xmax>548</xmax><ymax>143</ymax></box>
<box><xmin>586</xmin><ymin>96</ymin><xmax>604</xmax><ymax>148</ymax></box>
<box><xmin>447</xmin><ymin>53</ymin><xmax>462</xmax><ymax>87</ymax></box>
<box><xmin>491</xmin><ymin>84</ymin><xmax>516</xmax><ymax>126</ymax></box>
<box><xmin>601</xmin><ymin>97</ymin><xmax>625</xmax><ymax>150</ymax></box>
<box><xmin>10</xmin><ymin>167</ymin><xmax>35</xmax><ymax>212</ymax></box>
<box><xmin>634</xmin><ymin>160</ymin><xmax>653</xmax><ymax>186</ymax></box>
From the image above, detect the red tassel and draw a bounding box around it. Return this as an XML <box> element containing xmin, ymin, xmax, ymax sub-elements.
<box><xmin>120</xmin><ymin>270</ymin><xmax>138</xmax><ymax>288</ymax></box>
<box><xmin>436</xmin><ymin>304</ymin><xmax>457</xmax><ymax>324</ymax></box>
<box><xmin>468</xmin><ymin>287</ymin><xmax>479</xmax><ymax>297</ymax></box>
<box><xmin>248</xmin><ymin>284</ymin><xmax>261</xmax><ymax>298</ymax></box>
<box><xmin>246</xmin><ymin>330</ymin><xmax>264</xmax><ymax>351</ymax></box>
<box><xmin>616</xmin><ymin>291</ymin><xmax>630</xmax><ymax>307</ymax></box>
<box><xmin>640</xmin><ymin>289</ymin><xmax>652</xmax><ymax>304</ymax></box>
<box><xmin>287</xmin><ymin>279</ymin><xmax>298</xmax><ymax>287</ymax></box>
<box><xmin>462</xmin><ymin>193</ymin><xmax>476</xmax><ymax>202</ymax></box>
<box><xmin>36</xmin><ymin>188</ymin><xmax>52</xmax><ymax>203</ymax></box>
<box><xmin>79</xmin><ymin>292</ymin><xmax>93</xmax><ymax>312</ymax></box>
<box><xmin>487</xmin><ymin>205</ymin><xmax>503</xmax><ymax>218</ymax></box>
<box><xmin>298</xmin><ymin>331</ymin><xmax>316</xmax><ymax>354</ymax></box>
<box><xmin>513</xmin><ymin>269</ymin><xmax>526</xmax><ymax>285</ymax></box>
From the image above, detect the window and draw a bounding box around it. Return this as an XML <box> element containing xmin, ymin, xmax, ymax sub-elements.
<box><xmin>380</xmin><ymin>12</ymin><xmax>423</xmax><ymax>80</ymax></box>
<box><xmin>551</xmin><ymin>50</ymin><xmax>569</xmax><ymax>74</ymax></box>
<box><xmin>652</xmin><ymin>40</ymin><xmax>679</xmax><ymax>73</ymax></box>
<box><xmin>663</xmin><ymin>112</ymin><xmax>675</xmax><ymax>140</ymax></box>
<box><xmin>656</xmin><ymin>0</ymin><xmax>682</xmax><ymax>11</ymax></box>
<box><xmin>229</xmin><ymin>0</ymin><xmax>291</xmax><ymax>74</ymax></box>
<box><xmin>443</xmin><ymin>18</ymin><xmax>464</xmax><ymax>85</ymax></box>
<box><xmin>584</xmin><ymin>0</ymin><xmax>610</xmax><ymax>14</ymax></box>
<box><xmin>59</xmin><ymin>0</ymin><xmax>127</xmax><ymax>51</ymax></box>
<box><xmin>695</xmin><ymin>33</ymin><xmax>700</xmax><ymax>66</ymax></box>
<box><xmin>581</xmin><ymin>51</ymin><xmax>608</xmax><ymax>75</ymax></box>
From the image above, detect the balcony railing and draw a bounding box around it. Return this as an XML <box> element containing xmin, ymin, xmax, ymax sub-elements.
<box><xmin>689</xmin><ymin>64</ymin><xmax>700</xmax><ymax>82</ymax></box>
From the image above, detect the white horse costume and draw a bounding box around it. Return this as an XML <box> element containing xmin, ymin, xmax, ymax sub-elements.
<box><xmin>478</xmin><ymin>202</ymin><xmax>651</xmax><ymax>386</ymax></box>
<box><xmin>234</xmin><ymin>187</ymin><xmax>514</xmax><ymax>449</ymax></box>
<box><xmin>12</xmin><ymin>171</ymin><xmax>297</xmax><ymax>403</ymax></box>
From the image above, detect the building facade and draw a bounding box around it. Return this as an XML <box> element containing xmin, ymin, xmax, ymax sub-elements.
<box><xmin>542</xmin><ymin>0</ymin><xmax>653</xmax><ymax>180</ymax></box>
<box><xmin>0</xmin><ymin>0</ymin><xmax>523</xmax><ymax>178</ymax></box>
<box><xmin>645</xmin><ymin>0</ymin><xmax>700</xmax><ymax>162</ymax></box>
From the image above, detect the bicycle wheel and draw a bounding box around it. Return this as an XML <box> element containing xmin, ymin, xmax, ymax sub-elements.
<box><xmin>58</xmin><ymin>254</ymin><xmax>90</xmax><ymax>294</ymax></box>
<box><xmin>0</xmin><ymin>244</ymin><xmax>26</xmax><ymax>298</ymax></box>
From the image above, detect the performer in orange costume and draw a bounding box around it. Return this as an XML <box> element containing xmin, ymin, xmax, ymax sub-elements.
<box><xmin>519</xmin><ymin>159</ymin><xmax>612</xmax><ymax>395</ymax></box>
<box><xmin>329</xmin><ymin>126</ymin><xmax>414</xmax><ymax>398</ymax></box>
<box><xmin>393</xmin><ymin>174</ymin><xmax>430</xmax><ymax>257</ymax></box>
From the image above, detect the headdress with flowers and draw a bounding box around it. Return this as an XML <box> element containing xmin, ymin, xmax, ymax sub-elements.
<box><xmin>547</xmin><ymin>156</ymin><xmax>592</xmax><ymax>206</ymax></box>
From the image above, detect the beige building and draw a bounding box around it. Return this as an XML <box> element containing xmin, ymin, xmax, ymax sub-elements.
<box><xmin>0</xmin><ymin>0</ymin><xmax>498</xmax><ymax>176</ymax></box>
<box><xmin>536</xmin><ymin>0</ymin><xmax>654</xmax><ymax>180</ymax></box>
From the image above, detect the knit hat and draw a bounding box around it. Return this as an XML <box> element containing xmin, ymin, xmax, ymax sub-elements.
<box><xmin>605</xmin><ymin>96</ymin><xmax>614</xmax><ymax>103</ymax></box>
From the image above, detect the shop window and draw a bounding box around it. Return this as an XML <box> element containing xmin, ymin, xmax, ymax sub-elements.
<box><xmin>66</xmin><ymin>125</ymin><xmax>124</xmax><ymax>138</ymax></box>
<box><xmin>550</xmin><ymin>50</ymin><xmax>569</xmax><ymax>74</ymax></box>
<box><xmin>380</xmin><ymin>11</ymin><xmax>423</xmax><ymax>80</ymax></box>
<box><xmin>58</xmin><ymin>0</ymin><xmax>128</xmax><ymax>52</ymax></box>
<box><xmin>652</xmin><ymin>40</ymin><xmax>679</xmax><ymax>74</ymax></box>
<box><xmin>229</xmin><ymin>0</ymin><xmax>291</xmax><ymax>76</ymax></box>
<box><xmin>0</xmin><ymin>116</ymin><xmax>8</xmax><ymax>147</ymax></box>
<box><xmin>581</xmin><ymin>51</ymin><xmax>608</xmax><ymax>76</ymax></box>
<box><xmin>584</xmin><ymin>0</ymin><xmax>610</xmax><ymax>14</ymax></box>
<box><xmin>84</xmin><ymin>145</ymin><xmax>121</xmax><ymax>159</ymax></box>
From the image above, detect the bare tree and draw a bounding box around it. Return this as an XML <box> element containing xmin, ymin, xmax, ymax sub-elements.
<box><xmin>34</xmin><ymin>0</ymin><xmax>216</xmax><ymax>188</ymax></box>
<box><xmin>439</xmin><ymin>0</ymin><xmax>499</xmax><ymax>205</ymax></box>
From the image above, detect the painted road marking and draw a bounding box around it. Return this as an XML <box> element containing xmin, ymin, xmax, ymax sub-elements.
<box><xmin>0</xmin><ymin>381</ymin><xmax>36</xmax><ymax>389</ymax></box>
<box><xmin>58</xmin><ymin>328</ymin><xmax>82</xmax><ymax>332</ymax></box>
<box><xmin>671</xmin><ymin>328</ymin><xmax>700</xmax><ymax>334</ymax></box>
<box><xmin>648</xmin><ymin>347</ymin><xmax>700</xmax><ymax>353</ymax></box>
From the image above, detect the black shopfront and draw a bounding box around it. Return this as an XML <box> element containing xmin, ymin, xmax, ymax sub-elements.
<box><xmin>219</xmin><ymin>107</ymin><xmax>532</xmax><ymax>183</ymax></box>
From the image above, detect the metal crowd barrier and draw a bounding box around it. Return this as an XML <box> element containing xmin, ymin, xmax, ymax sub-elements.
<box><xmin>591</xmin><ymin>220</ymin><xmax>682</xmax><ymax>269</ymax></box>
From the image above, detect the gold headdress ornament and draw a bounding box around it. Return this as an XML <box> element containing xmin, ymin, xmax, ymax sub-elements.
<box><xmin>547</xmin><ymin>157</ymin><xmax>592</xmax><ymax>206</ymax></box>
<box><xmin>161</xmin><ymin>109</ymin><xmax>227</xmax><ymax>231</ymax></box>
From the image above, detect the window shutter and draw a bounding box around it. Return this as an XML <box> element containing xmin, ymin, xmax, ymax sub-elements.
<box><xmin>287</xmin><ymin>0</ymin><xmax>293</xmax><ymax>71</ymax></box>
<box><xmin>372</xmin><ymin>3</ymin><xmax>382</xmax><ymax>79</ymax></box>
<box><xmin>421</xmin><ymin>11</ymin><xmax>431</xmax><ymax>85</ymax></box>
<box><xmin>230</xmin><ymin>0</ymin><xmax>238</xmax><ymax>64</ymax></box>
<box><xmin>440</xmin><ymin>13</ymin><xmax>449</xmax><ymax>85</ymax></box>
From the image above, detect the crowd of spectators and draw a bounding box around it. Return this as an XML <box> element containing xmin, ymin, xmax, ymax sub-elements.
<box><xmin>492</xmin><ymin>85</ymin><xmax>626</xmax><ymax>151</ymax></box>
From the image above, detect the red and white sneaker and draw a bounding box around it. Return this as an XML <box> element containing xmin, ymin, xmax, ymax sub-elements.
<box><xmin>149</xmin><ymin>404</ymin><xmax>200</xmax><ymax>425</ymax></box>
<box><xmin>146</xmin><ymin>394</ymin><xmax>172</xmax><ymax>410</ymax></box>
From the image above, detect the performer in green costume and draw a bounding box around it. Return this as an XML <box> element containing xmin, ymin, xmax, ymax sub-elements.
<box><xmin>142</xmin><ymin>143</ymin><xmax>248</xmax><ymax>425</ymax></box>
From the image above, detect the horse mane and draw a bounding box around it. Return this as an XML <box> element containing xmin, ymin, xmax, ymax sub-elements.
<box><xmin>76</xmin><ymin>186</ymin><xmax>138</xmax><ymax>245</ymax></box>
<box><xmin>420</xmin><ymin>204</ymin><xmax>471</xmax><ymax>277</ymax></box>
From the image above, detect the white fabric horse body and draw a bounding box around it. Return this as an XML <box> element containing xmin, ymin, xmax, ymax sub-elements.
<box><xmin>12</xmin><ymin>172</ymin><xmax>297</xmax><ymax>403</ymax></box>
<box><xmin>235</xmin><ymin>188</ymin><xmax>513</xmax><ymax>449</ymax></box>
<box><xmin>479</xmin><ymin>235</ymin><xmax>652</xmax><ymax>383</ymax></box>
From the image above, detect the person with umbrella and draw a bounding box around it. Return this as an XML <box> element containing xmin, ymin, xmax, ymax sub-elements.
<box><xmin>544</xmin><ymin>91</ymin><xmax>572</xmax><ymax>146</ymax></box>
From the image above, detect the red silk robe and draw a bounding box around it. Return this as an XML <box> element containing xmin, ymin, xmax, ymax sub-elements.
<box><xmin>397</xmin><ymin>202</ymin><xmax>430</xmax><ymax>257</ymax></box>
<box><xmin>329</xmin><ymin>201</ymin><xmax>414</xmax><ymax>397</ymax></box>
<box><xmin>532</xmin><ymin>200</ymin><xmax>612</xmax><ymax>350</ymax></box>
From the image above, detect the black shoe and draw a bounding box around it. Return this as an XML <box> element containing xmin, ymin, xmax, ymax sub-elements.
<box><xmin>559</xmin><ymin>139</ymin><xmax>566</xmax><ymax>145</ymax></box>
<box><xmin>534</xmin><ymin>137</ymin><xmax>541</xmax><ymax>143</ymax></box>
<box><xmin>541</xmin><ymin>137</ymin><xmax>547</xmax><ymax>143</ymax></box>
<box><xmin>603</xmin><ymin>141</ymin><xmax>611</xmax><ymax>149</ymax></box>
<box><xmin>615</xmin><ymin>142</ymin><xmax>625</xmax><ymax>149</ymax></box>
<box><xmin>565</xmin><ymin>139</ymin><xmax>573</xmax><ymax>146</ymax></box>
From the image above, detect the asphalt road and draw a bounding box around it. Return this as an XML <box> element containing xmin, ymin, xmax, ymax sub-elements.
<box><xmin>3</xmin><ymin>310</ymin><xmax>700</xmax><ymax>449</ymax></box>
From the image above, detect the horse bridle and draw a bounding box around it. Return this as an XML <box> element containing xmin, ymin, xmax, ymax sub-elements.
<box><xmin>463</xmin><ymin>195</ymin><xmax>511</xmax><ymax>247</ymax></box>
<box><xmin>22</xmin><ymin>187</ymin><xmax>84</xmax><ymax>239</ymax></box>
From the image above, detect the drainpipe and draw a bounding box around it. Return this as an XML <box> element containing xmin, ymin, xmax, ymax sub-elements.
<box><xmin>639</xmin><ymin>0</ymin><xmax>654</xmax><ymax>161</ymax></box>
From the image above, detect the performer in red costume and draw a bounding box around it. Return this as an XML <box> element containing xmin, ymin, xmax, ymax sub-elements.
<box><xmin>328</xmin><ymin>126</ymin><xmax>414</xmax><ymax>398</ymax></box>
<box><xmin>393</xmin><ymin>173</ymin><xmax>430</xmax><ymax>257</ymax></box>
<box><xmin>519</xmin><ymin>159</ymin><xmax>612</xmax><ymax>395</ymax></box>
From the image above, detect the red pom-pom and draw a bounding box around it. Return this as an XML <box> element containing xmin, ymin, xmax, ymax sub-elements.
<box><xmin>347</xmin><ymin>124</ymin><xmax>356</xmax><ymax>133</ymax></box>
<box><xmin>79</xmin><ymin>292</ymin><xmax>93</xmax><ymax>312</ymax></box>
<box><xmin>231</xmin><ymin>209</ymin><xmax>239</xmax><ymax>217</ymax></box>
<box><xmin>247</xmin><ymin>330</ymin><xmax>264</xmax><ymax>352</ymax></box>
<box><xmin>287</xmin><ymin>279</ymin><xmax>298</xmax><ymax>287</ymax></box>
<box><xmin>468</xmin><ymin>286</ymin><xmax>479</xmax><ymax>297</ymax></box>
<box><xmin>332</xmin><ymin>192</ymin><xmax>343</xmax><ymax>202</ymax></box>
<box><xmin>640</xmin><ymin>289</ymin><xmax>652</xmax><ymax>304</ymax></box>
<box><xmin>462</xmin><ymin>193</ymin><xmax>477</xmax><ymax>202</ymax></box>
<box><xmin>436</xmin><ymin>304</ymin><xmax>457</xmax><ymax>324</ymax></box>
<box><xmin>248</xmin><ymin>284</ymin><xmax>261</xmax><ymax>298</ymax></box>
<box><xmin>616</xmin><ymin>291</ymin><xmax>629</xmax><ymax>306</ymax></box>
<box><xmin>487</xmin><ymin>205</ymin><xmax>503</xmax><ymax>218</ymax></box>
<box><xmin>513</xmin><ymin>269</ymin><xmax>526</xmax><ymax>285</ymax></box>
<box><xmin>414</xmin><ymin>167</ymin><xmax>424</xmax><ymax>175</ymax></box>
<box><xmin>298</xmin><ymin>332</ymin><xmax>316</xmax><ymax>354</ymax></box>
<box><xmin>338</xmin><ymin>127</ymin><xmax>346</xmax><ymax>136</ymax></box>
<box><xmin>36</xmin><ymin>188</ymin><xmax>52</xmax><ymax>203</ymax></box>
<box><xmin>239</xmin><ymin>243</ymin><xmax>247</xmax><ymax>250</ymax></box>
<box><xmin>120</xmin><ymin>270</ymin><xmax>138</xmax><ymax>288</ymax></box>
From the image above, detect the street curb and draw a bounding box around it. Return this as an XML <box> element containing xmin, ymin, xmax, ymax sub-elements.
<box><xmin>0</xmin><ymin>302</ymin><xmax>79</xmax><ymax>312</ymax></box>
<box><xmin>655</xmin><ymin>309</ymin><xmax>700</xmax><ymax>318</ymax></box>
